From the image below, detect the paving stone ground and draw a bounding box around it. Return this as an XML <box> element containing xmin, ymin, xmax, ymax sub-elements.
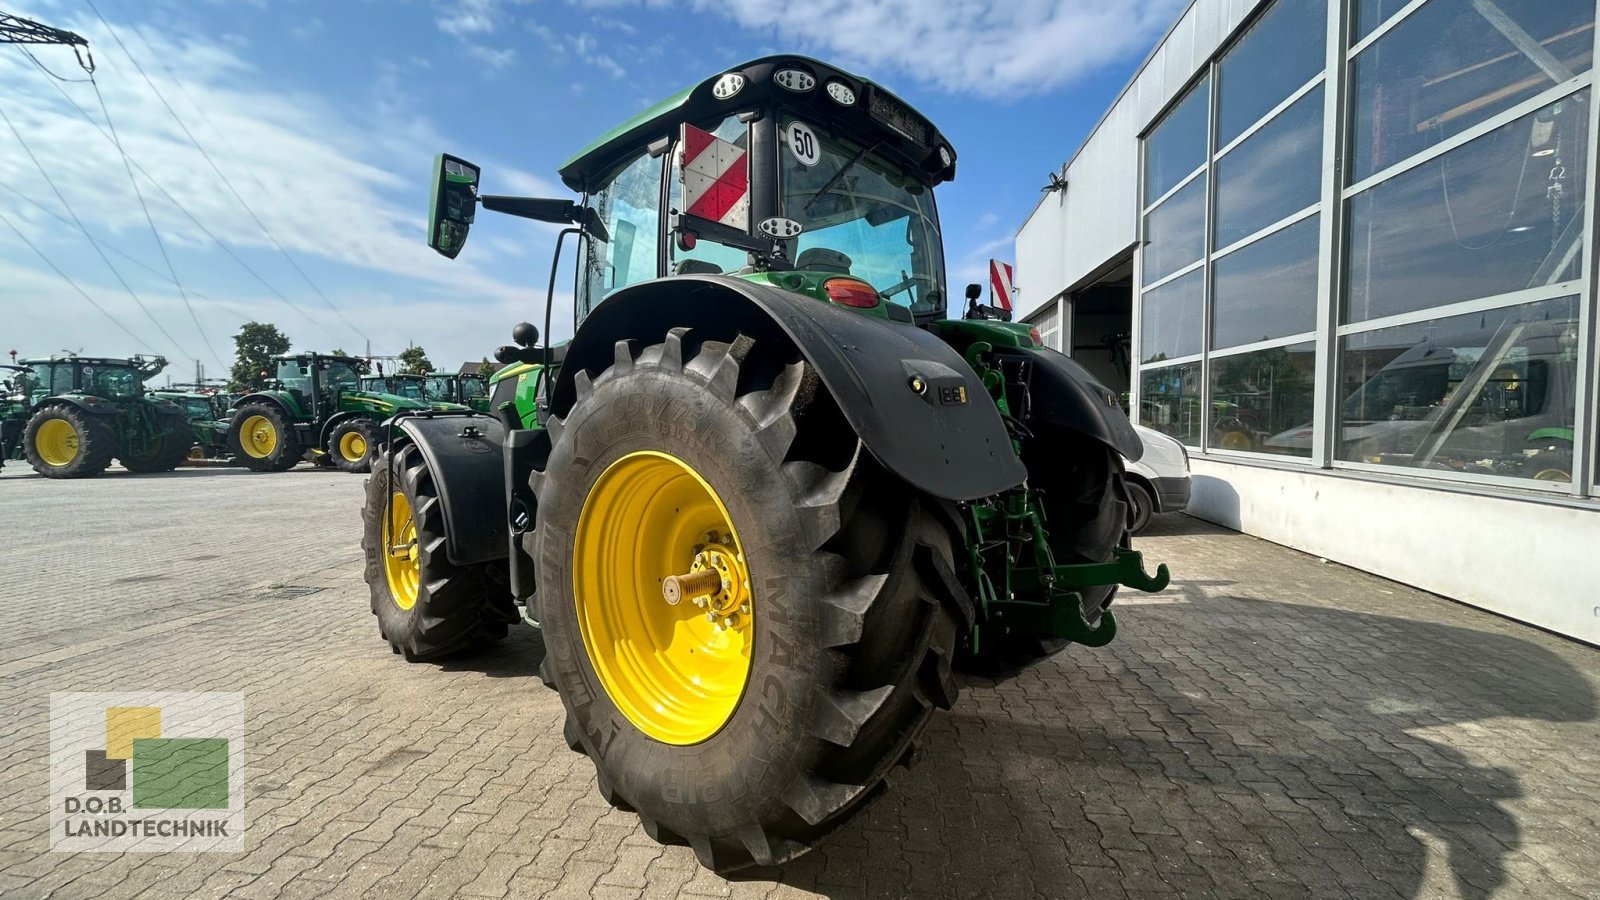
<box><xmin>1</xmin><ymin>463</ymin><xmax>1597</xmax><ymax>899</ymax></box>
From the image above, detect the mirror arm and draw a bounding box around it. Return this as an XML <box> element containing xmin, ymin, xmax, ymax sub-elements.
<box><xmin>479</xmin><ymin>195</ymin><xmax>610</xmax><ymax>242</ymax></box>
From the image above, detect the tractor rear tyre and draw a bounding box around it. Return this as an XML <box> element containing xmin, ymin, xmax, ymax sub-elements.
<box><xmin>360</xmin><ymin>443</ymin><xmax>519</xmax><ymax>660</ymax></box>
<box><xmin>230</xmin><ymin>404</ymin><xmax>301</xmax><ymax>472</ymax></box>
<box><xmin>957</xmin><ymin>439</ymin><xmax>1129</xmax><ymax>675</ymax></box>
<box><xmin>530</xmin><ymin>330</ymin><xmax>969</xmax><ymax>872</ymax></box>
<box><xmin>23</xmin><ymin>405</ymin><xmax>115</xmax><ymax>478</ymax></box>
<box><xmin>121</xmin><ymin>424</ymin><xmax>194</xmax><ymax>473</ymax></box>
<box><xmin>329</xmin><ymin>419</ymin><xmax>380</xmax><ymax>473</ymax></box>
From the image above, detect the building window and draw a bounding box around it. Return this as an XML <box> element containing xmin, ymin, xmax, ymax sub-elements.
<box><xmin>1142</xmin><ymin>175</ymin><xmax>1207</xmax><ymax>285</ymax></box>
<box><xmin>1344</xmin><ymin>90</ymin><xmax>1590</xmax><ymax>323</ymax></box>
<box><xmin>1335</xmin><ymin>296</ymin><xmax>1579</xmax><ymax>483</ymax></box>
<box><xmin>1140</xmin><ymin>268</ymin><xmax>1204</xmax><ymax>364</ymax></box>
<box><xmin>1211</xmin><ymin>342</ymin><xmax>1317</xmax><ymax>456</ymax></box>
<box><xmin>1143</xmin><ymin>76</ymin><xmax>1209</xmax><ymax>201</ymax></box>
<box><xmin>1349</xmin><ymin>0</ymin><xmax>1595</xmax><ymax>183</ymax></box>
<box><xmin>1217</xmin><ymin>0</ymin><xmax>1328</xmax><ymax>146</ymax></box>
<box><xmin>1139</xmin><ymin>361</ymin><xmax>1204</xmax><ymax>446</ymax></box>
<box><xmin>1212</xmin><ymin>215</ymin><xmax>1320</xmax><ymax>350</ymax></box>
<box><xmin>1214</xmin><ymin>85</ymin><xmax>1324</xmax><ymax>248</ymax></box>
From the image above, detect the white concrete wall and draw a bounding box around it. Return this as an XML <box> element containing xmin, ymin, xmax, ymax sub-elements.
<box><xmin>1187</xmin><ymin>459</ymin><xmax>1600</xmax><ymax>645</ymax></box>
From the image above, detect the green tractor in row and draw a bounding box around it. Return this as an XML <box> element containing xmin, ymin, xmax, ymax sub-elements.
<box><xmin>360</xmin><ymin>56</ymin><xmax>1169</xmax><ymax>871</ymax></box>
<box><xmin>149</xmin><ymin>390</ymin><xmax>233</xmax><ymax>461</ymax></box>
<box><xmin>229</xmin><ymin>353</ymin><xmax>460</xmax><ymax>473</ymax></box>
<box><xmin>1</xmin><ymin>355</ymin><xmax>192</xmax><ymax>478</ymax></box>
<box><xmin>359</xmin><ymin>373</ymin><xmax>477</xmax><ymax>412</ymax></box>
<box><xmin>423</xmin><ymin>371</ymin><xmax>492</xmax><ymax>412</ymax></box>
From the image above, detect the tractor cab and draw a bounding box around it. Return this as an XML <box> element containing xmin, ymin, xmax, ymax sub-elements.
<box><xmin>427</xmin><ymin>56</ymin><xmax>1006</xmax><ymax>336</ymax></box>
<box><xmin>423</xmin><ymin>372</ymin><xmax>490</xmax><ymax>410</ymax></box>
<box><xmin>18</xmin><ymin>355</ymin><xmax>167</xmax><ymax>405</ymax></box>
<box><xmin>360</xmin><ymin>374</ymin><xmax>428</xmax><ymax>402</ymax></box>
<box><xmin>274</xmin><ymin>353</ymin><xmax>367</xmax><ymax>418</ymax></box>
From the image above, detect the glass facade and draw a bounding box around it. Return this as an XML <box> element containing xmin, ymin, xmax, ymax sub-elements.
<box><xmin>1135</xmin><ymin>0</ymin><xmax>1596</xmax><ymax>494</ymax></box>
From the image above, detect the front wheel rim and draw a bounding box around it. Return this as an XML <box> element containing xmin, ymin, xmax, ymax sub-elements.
<box><xmin>572</xmin><ymin>450</ymin><xmax>753</xmax><ymax>746</ymax></box>
<box><xmin>340</xmin><ymin>431</ymin><xmax>368</xmax><ymax>462</ymax></box>
<box><xmin>35</xmin><ymin>418</ymin><xmax>80</xmax><ymax>466</ymax></box>
<box><xmin>239</xmin><ymin>415</ymin><xmax>277</xmax><ymax>458</ymax></box>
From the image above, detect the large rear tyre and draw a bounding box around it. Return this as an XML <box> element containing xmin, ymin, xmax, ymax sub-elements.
<box><xmin>23</xmin><ymin>405</ymin><xmax>115</xmax><ymax>478</ymax></box>
<box><xmin>329</xmin><ymin>419</ymin><xmax>380</xmax><ymax>473</ymax></box>
<box><xmin>360</xmin><ymin>444</ymin><xmax>518</xmax><ymax>660</ymax></box>
<box><xmin>530</xmin><ymin>330</ymin><xmax>969</xmax><ymax>872</ymax></box>
<box><xmin>121</xmin><ymin>423</ymin><xmax>193</xmax><ymax>473</ymax></box>
<box><xmin>229</xmin><ymin>403</ymin><xmax>301</xmax><ymax>472</ymax></box>
<box><xmin>957</xmin><ymin>439</ymin><xmax>1129</xmax><ymax>675</ymax></box>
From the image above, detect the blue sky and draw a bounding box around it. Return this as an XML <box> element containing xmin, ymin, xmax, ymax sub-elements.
<box><xmin>0</xmin><ymin>0</ymin><xmax>1184</xmax><ymax>378</ymax></box>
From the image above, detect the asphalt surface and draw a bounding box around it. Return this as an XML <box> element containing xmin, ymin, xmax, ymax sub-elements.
<box><xmin>1</xmin><ymin>462</ymin><xmax>1597</xmax><ymax>898</ymax></box>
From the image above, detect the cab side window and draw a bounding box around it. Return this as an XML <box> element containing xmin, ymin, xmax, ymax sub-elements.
<box><xmin>581</xmin><ymin>151</ymin><xmax>664</xmax><ymax>317</ymax></box>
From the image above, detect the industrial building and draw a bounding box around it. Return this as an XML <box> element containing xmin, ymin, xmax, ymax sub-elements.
<box><xmin>1016</xmin><ymin>0</ymin><xmax>1600</xmax><ymax>642</ymax></box>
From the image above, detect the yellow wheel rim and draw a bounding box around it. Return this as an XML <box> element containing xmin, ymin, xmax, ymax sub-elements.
<box><xmin>1534</xmin><ymin>468</ymin><xmax>1571</xmax><ymax>483</ymax></box>
<box><xmin>1219</xmin><ymin>430</ymin><xmax>1252</xmax><ymax>451</ymax></box>
<box><xmin>340</xmin><ymin>431</ymin><xmax>368</xmax><ymax>462</ymax></box>
<box><xmin>573</xmin><ymin>450</ymin><xmax>752</xmax><ymax>745</ymax></box>
<box><xmin>240</xmin><ymin>415</ymin><xmax>278</xmax><ymax>459</ymax></box>
<box><xmin>35</xmin><ymin>418</ymin><xmax>80</xmax><ymax>467</ymax></box>
<box><xmin>382</xmin><ymin>491</ymin><xmax>420</xmax><ymax>610</ymax></box>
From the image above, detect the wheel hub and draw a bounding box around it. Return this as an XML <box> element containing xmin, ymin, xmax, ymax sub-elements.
<box><xmin>382</xmin><ymin>491</ymin><xmax>420</xmax><ymax>610</ymax></box>
<box><xmin>239</xmin><ymin>415</ymin><xmax>277</xmax><ymax>459</ymax></box>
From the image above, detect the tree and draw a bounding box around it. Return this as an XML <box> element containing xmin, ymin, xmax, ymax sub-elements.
<box><xmin>479</xmin><ymin>356</ymin><xmax>501</xmax><ymax>376</ymax></box>
<box><xmin>330</xmin><ymin>348</ymin><xmax>350</xmax><ymax>357</ymax></box>
<box><xmin>397</xmin><ymin>345</ymin><xmax>434</xmax><ymax>375</ymax></box>
<box><xmin>229</xmin><ymin>322</ymin><xmax>290</xmax><ymax>392</ymax></box>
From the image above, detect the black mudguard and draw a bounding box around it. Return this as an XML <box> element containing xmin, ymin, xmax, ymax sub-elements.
<box><xmin>47</xmin><ymin>396</ymin><xmax>120</xmax><ymax>416</ymax></box>
<box><xmin>392</xmin><ymin>413</ymin><xmax>508</xmax><ymax>566</ymax></box>
<box><xmin>550</xmin><ymin>275</ymin><xmax>1027</xmax><ymax>502</ymax></box>
<box><xmin>1005</xmin><ymin>347</ymin><xmax>1143</xmax><ymax>461</ymax></box>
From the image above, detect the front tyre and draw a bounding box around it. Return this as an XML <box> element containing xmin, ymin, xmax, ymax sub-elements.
<box><xmin>229</xmin><ymin>404</ymin><xmax>301</xmax><ymax>472</ymax></box>
<box><xmin>531</xmin><ymin>330</ymin><xmax>969</xmax><ymax>872</ymax></box>
<box><xmin>121</xmin><ymin>423</ymin><xmax>193</xmax><ymax>473</ymax></box>
<box><xmin>360</xmin><ymin>444</ymin><xmax>518</xmax><ymax>660</ymax></box>
<box><xmin>329</xmin><ymin>419</ymin><xmax>380</xmax><ymax>473</ymax></box>
<box><xmin>23</xmin><ymin>406</ymin><xmax>114</xmax><ymax>478</ymax></box>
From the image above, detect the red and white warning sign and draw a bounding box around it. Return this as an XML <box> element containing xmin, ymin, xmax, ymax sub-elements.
<box><xmin>680</xmin><ymin>124</ymin><xmax>749</xmax><ymax>228</ymax></box>
<box><xmin>989</xmin><ymin>259</ymin><xmax>1015</xmax><ymax>312</ymax></box>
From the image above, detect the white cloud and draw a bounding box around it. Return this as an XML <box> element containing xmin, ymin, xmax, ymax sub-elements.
<box><xmin>696</xmin><ymin>0</ymin><xmax>1186</xmax><ymax>97</ymax></box>
<box><xmin>436</xmin><ymin>0</ymin><xmax>502</xmax><ymax>36</ymax></box>
<box><xmin>0</xmin><ymin>6</ymin><xmax>554</xmax><ymax>367</ymax></box>
<box><xmin>467</xmin><ymin>44</ymin><xmax>518</xmax><ymax>70</ymax></box>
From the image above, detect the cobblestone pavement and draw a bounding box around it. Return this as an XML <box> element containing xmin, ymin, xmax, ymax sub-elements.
<box><xmin>1</xmin><ymin>465</ymin><xmax>1598</xmax><ymax>898</ymax></box>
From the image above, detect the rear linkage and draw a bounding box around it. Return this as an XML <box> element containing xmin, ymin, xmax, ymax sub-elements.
<box><xmin>960</xmin><ymin>340</ymin><xmax>1171</xmax><ymax>654</ymax></box>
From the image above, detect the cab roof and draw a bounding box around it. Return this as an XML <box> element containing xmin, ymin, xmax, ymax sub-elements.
<box><xmin>557</xmin><ymin>54</ymin><xmax>956</xmax><ymax>193</ymax></box>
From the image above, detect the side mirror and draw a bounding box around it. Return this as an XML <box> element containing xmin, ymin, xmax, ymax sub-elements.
<box><xmin>511</xmin><ymin>322</ymin><xmax>539</xmax><ymax>348</ymax></box>
<box><xmin>428</xmin><ymin>153</ymin><xmax>480</xmax><ymax>259</ymax></box>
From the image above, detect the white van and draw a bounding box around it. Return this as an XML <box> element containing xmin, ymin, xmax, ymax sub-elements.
<box><xmin>1125</xmin><ymin>424</ymin><xmax>1190</xmax><ymax>534</ymax></box>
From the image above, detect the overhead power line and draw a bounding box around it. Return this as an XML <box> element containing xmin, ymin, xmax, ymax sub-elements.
<box><xmin>88</xmin><ymin>73</ymin><xmax>227</xmax><ymax>370</ymax></box>
<box><xmin>0</xmin><ymin>179</ymin><xmax>261</xmax><ymax>324</ymax></box>
<box><xmin>84</xmin><ymin>0</ymin><xmax>370</xmax><ymax>345</ymax></box>
<box><xmin>0</xmin><ymin>208</ymin><xmax>158</xmax><ymax>352</ymax></box>
<box><xmin>0</xmin><ymin>97</ymin><xmax>197</xmax><ymax>363</ymax></box>
<box><xmin>16</xmin><ymin>51</ymin><xmax>344</xmax><ymax>343</ymax></box>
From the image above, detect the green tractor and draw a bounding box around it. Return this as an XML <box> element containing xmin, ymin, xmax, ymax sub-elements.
<box><xmin>0</xmin><ymin>364</ymin><xmax>36</xmax><ymax>469</ymax></box>
<box><xmin>360</xmin><ymin>56</ymin><xmax>1168</xmax><ymax>871</ymax></box>
<box><xmin>3</xmin><ymin>355</ymin><xmax>192</xmax><ymax>478</ymax></box>
<box><xmin>149</xmin><ymin>390</ymin><xmax>233</xmax><ymax>461</ymax></box>
<box><xmin>360</xmin><ymin>373</ymin><xmax>474</xmax><ymax>412</ymax></box>
<box><xmin>423</xmin><ymin>371</ymin><xmax>492</xmax><ymax>412</ymax></box>
<box><xmin>229</xmin><ymin>353</ymin><xmax>443</xmax><ymax>473</ymax></box>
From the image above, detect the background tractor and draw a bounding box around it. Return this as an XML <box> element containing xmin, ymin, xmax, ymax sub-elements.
<box><xmin>229</xmin><ymin>353</ymin><xmax>438</xmax><ymax>473</ymax></box>
<box><xmin>360</xmin><ymin>373</ymin><xmax>474</xmax><ymax>412</ymax></box>
<box><xmin>423</xmin><ymin>371</ymin><xmax>492</xmax><ymax>412</ymax></box>
<box><xmin>150</xmin><ymin>390</ymin><xmax>233</xmax><ymax>461</ymax></box>
<box><xmin>360</xmin><ymin>56</ymin><xmax>1168</xmax><ymax>872</ymax></box>
<box><xmin>4</xmin><ymin>355</ymin><xmax>192</xmax><ymax>478</ymax></box>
